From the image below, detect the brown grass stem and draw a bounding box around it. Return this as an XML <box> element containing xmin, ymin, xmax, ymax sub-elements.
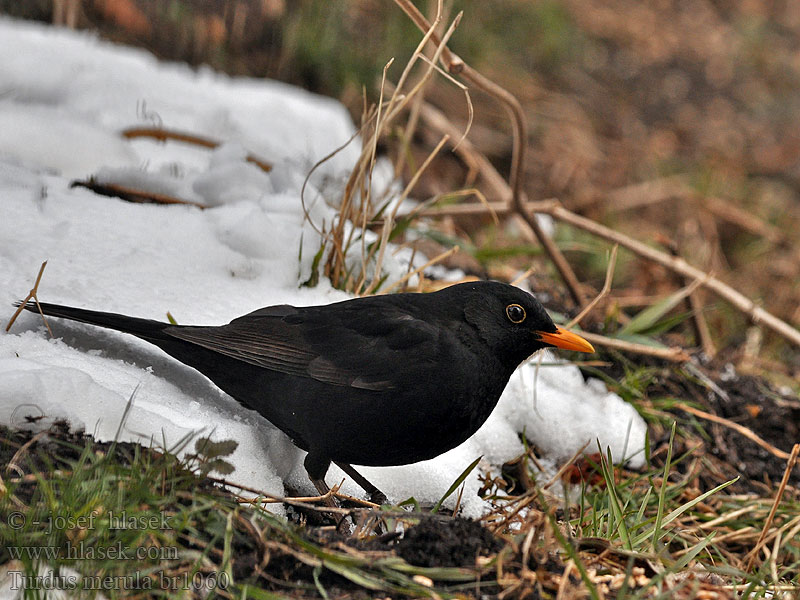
<box><xmin>392</xmin><ymin>0</ymin><xmax>588</xmax><ymax>308</ymax></box>
<box><xmin>743</xmin><ymin>443</ymin><xmax>800</xmax><ymax>572</ymax></box>
<box><xmin>676</xmin><ymin>404</ymin><xmax>793</xmax><ymax>461</ymax></box>
<box><xmin>579</xmin><ymin>331</ymin><xmax>690</xmax><ymax>362</ymax></box>
<box><xmin>659</xmin><ymin>234</ymin><xmax>717</xmax><ymax>357</ymax></box>
<box><xmin>6</xmin><ymin>260</ymin><xmax>53</xmax><ymax>337</ymax></box>
<box><xmin>121</xmin><ymin>126</ymin><xmax>272</xmax><ymax>172</ymax></box>
<box><xmin>379</xmin><ymin>245</ymin><xmax>459</xmax><ymax>295</ymax></box>
<box><xmin>567</xmin><ymin>244</ymin><xmax>619</xmax><ymax>329</ymax></box>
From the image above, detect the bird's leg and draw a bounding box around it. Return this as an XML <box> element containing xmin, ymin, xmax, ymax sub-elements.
<box><xmin>305</xmin><ymin>454</ymin><xmax>388</xmax><ymax>507</ymax></box>
<box><xmin>304</xmin><ymin>454</ymin><xmax>338</xmax><ymax>507</ymax></box>
<box><xmin>304</xmin><ymin>454</ymin><xmax>355</xmax><ymax>533</ymax></box>
<box><xmin>334</xmin><ymin>462</ymin><xmax>388</xmax><ymax>506</ymax></box>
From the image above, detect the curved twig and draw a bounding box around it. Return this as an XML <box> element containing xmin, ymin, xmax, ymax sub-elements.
<box><xmin>392</xmin><ymin>0</ymin><xmax>587</xmax><ymax>308</ymax></box>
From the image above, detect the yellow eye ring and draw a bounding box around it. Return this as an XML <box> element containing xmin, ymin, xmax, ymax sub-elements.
<box><xmin>506</xmin><ymin>303</ymin><xmax>526</xmax><ymax>324</ymax></box>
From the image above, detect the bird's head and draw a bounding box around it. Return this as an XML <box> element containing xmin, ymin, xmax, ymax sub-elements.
<box><xmin>447</xmin><ymin>281</ymin><xmax>594</xmax><ymax>366</ymax></box>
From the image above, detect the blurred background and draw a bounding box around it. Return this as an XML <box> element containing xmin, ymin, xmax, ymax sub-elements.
<box><xmin>2</xmin><ymin>0</ymin><xmax>799</xmax><ymax>377</ymax></box>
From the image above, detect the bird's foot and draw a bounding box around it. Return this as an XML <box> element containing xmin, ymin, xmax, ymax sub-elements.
<box><xmin>368</xmin><ymin>489</ymin><xmax>388</xmax><ymax>506</ymax></box>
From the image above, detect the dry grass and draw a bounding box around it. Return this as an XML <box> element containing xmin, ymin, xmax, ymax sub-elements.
<box><xmin>2</xmin><ymin>405</ymin><xmax>798</xmax><ymax>598</ymax></box>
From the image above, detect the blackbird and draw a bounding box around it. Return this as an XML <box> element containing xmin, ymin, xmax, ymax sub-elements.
<box><xmin>15</xmin><ymin>280</ymin><xmax>593</xmax><ymax>501</ymax></box>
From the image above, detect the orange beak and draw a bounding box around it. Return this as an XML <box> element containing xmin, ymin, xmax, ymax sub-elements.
<box><xmin>535</xmin><ymin>326</ymin><xmax>594</xmax><ymax>353</ymax></box>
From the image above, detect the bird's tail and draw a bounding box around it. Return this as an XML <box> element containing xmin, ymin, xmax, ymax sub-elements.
<box><xmin>15</xmin><ymin>301</ymin><xmax>171</xmax><ymax>342</ymax></box>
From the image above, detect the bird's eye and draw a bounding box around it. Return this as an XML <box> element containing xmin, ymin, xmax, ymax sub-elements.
<box><xmin>506</xmin><ymin>303</ymin><xmax>526</xmax><ymax>323</ymax></box>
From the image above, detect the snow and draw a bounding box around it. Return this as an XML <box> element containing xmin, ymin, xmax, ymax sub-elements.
<box><xmin>0</xmin><ymin>17</ymin><xmax>646</xmax><ymax>518</ymax></box>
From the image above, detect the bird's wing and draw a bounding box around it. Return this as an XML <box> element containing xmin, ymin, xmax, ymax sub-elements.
<box><xmin>165</xmin><ymin>303</ymin><xmax>442</xmax><ymax>391</ymax></box>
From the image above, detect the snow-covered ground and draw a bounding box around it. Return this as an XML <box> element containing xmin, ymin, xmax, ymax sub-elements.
<box><xmin>0</xmin><ymin>18</ymin><xmax>646</xmax><ymax>517</ymax></box>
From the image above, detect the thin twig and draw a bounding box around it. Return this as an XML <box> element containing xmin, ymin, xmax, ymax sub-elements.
<box><xmin>121</xmin><ymin>126</ymin><xmax>272</xmax><ymax>172</ymax></box>
<box><xmin>363</xmin><ymin>134</ymin><xmax>451</xmax><ymax>295</ymax></box>
<box><xmin>697</xmin><ymin>505</ymin><xmax>755</xmax><ymax>530</ymax></box>
<box><xmin>744</xmin><ymin>443</ymin><xmax>800</xmax><ymax>572</ymax></box>
<box><xmin>392</xmin><ymin>0</ymin><xmax>588</xmax><ymax>308</ymax></box>
<box><xmin>394</xmin><ymin>188</ymin><xmax>499</xmax><ymax>225</ymax></box>
<box><xmin>510</xmin><ymin>266</ymin><xmax>536</xmax><ymax>287</ymax></box>
<box><xmin>597</xmin><ymin>175</ymin><xmax>787</xmax><ymax>245</ymax></box>
<box><xmin>71</xmin><ymin>180</ymin><xmax>207</xmax><ymax>209</ymax></box>
<box><xmin>543</xmin><ymin>440</ymin><xmax>592</xmax><ymax>490</ymax></box>
<box><xmin>703</xmin><ymin>195</ymin><xmax>786</xmax><ymax>245</ymax></box>
<box><xmin>578</xmin><ymin>175</ymin><xmax>687</xmax><ymax>211</ymax></box>
<box><xmin>208</xmin><ymin>474</ymin><xmax>379</xmax><ymax>512</ymax></box>
<box><xmin>405</xmin><ymin>91</ymin><xmax>509</xmax><ymax>202</ymax></box>
<box><xmin>415</xmin><ymin>54</ymin><xmax>474</xmax><ymax>151</ymax></box>
<box><xmin>579</xmin><ymin>331</ymin><xmax>690</xmax><ymax>362</ymax></box>
<box><xmin>8</xmin><ymin>470</ymin><xmax>74</xmax><ymax>484</ymax></box>
<box><xmin>380</xmin><ymin>246</ymin><xmax>459</xmax><ymax>295</ymax></box>
<box><xmin>356</xmin><ymin>58</ymin><xmax>396</xmax><ymax>292</ymax></box>
<box><xmin>6</xmin><ymin>430</ymin><xmax>48</xmax><ymax>475</ymax></box>
<box><xmin>6</xmin><ymin>261</ymin><xmax>53</xmax><ymax>337</ymax></box>
<box><xmin>412</xmin><ymin>198</ymin><xmax>555</xmax><ymax>219</ymax></box>
<box><xmin>676</xmin><ymin>403</ymin><xmax>793</xmax><ymax>461</ymax></box>
<box><xmin>536</xmin><ymin>201</ymin><xmax>800</xmax><ymax>348</ymax></box>
<box><xmin>567</xmin><ymin>245</ymin><xmax>618</xmax><ymax>329</ymax></box>
<box><xmin>658</xmin><ymin>234</ymin><xmax>716</xmax><ymax>357</ymax></box>
<box><xmin>555</xmin><ymin>561</ymin><xmax>574</xmax><ymax>600</ymax></box>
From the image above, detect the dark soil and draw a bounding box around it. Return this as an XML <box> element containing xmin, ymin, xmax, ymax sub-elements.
<box><xmin>572</xmin><ymin>345</ymin><xmax>800</xmax><ymax>494</ymax></box>
<box><xmin>707</xmin><ymin>373</ymin><xmax>800</xmax><ymax>488</ymax></box>
<box><xmin>396</xmin><ymin>515</ymin><xmax>503</xmax><ymax>568</ymax></box>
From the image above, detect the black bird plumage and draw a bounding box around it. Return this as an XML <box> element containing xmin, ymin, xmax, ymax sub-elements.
<box><xmin>15</xmin><ymin>280</ymin><xmax>593</xmax><ymax>499</ymax></box>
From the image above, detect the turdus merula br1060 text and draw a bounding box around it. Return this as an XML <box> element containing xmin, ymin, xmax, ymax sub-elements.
<box><xmin>16</xmin><ymin>280</ymin><xmax>593</xmax><ymax>501</ymax></box>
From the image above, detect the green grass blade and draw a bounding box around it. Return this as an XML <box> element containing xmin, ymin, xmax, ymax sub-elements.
<box><xmin>634</xmin><ymin>478</ymin><xmax>738</xmax><ymax>548</ymax></box>
<box><xmin>313</xmin><ymin>565</ymin><xmax>330</xmax><ymax>600</ymax></box>
<box><xmin>598</xmin><ymin>446</ymin><xmax>632</xmax><ymax>550</ymax></box>
<box><xmin>658</xmin><ymin>477</ymin><xmax>739</xmax><ymax>532</ymax></box>
<box><xmin>432</xmin><ymin>455</ymin><xmax>481</xmax><ymax>513</ymax></box>
<box><xmin>547</xmin><ymin>511</ymin><xmax>601</xmax><ymax>600</ymax></box>
<box><xmin>650</xmin><ymin>421</ymin><xmax>675</xmax><ymax>552</ymax></box>
<box><xmin>620</xmin><ymin>285</ymin><xmax>697</xmax><ymax>336</ymax></box>
<box><xmin>672</xmin><ymin>531</ymin><xmax>716</xmax><ymax>571</ymax></box>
